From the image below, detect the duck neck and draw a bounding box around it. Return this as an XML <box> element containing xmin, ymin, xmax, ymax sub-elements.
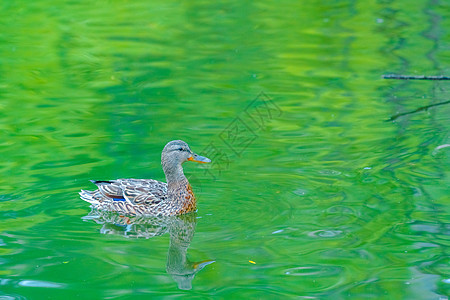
<box><xmin>162</xmin><ymin>161</ymin><xmax>189</xmax><ymax>189</ymax></box>
<box><xmin>167</xmin><ymin>173</ymin><xmax>195</xmax><ymax>214</ymax></box>
<box><xmin>162</xmin><ymin>159</ymin><xmax>196</xmax><ymax>213</ymax></box>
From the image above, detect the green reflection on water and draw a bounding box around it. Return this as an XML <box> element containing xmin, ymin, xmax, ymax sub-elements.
<box><xmin>0</xmin><ymin>0</ymin><xmax>449</xmax><ymax>298</ymax></box>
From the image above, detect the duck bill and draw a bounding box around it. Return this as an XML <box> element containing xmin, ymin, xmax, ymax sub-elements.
<box><xmin>188</xmin><ymin>153</ymin><xmax>211</xmax><ymax>163</ymax></box>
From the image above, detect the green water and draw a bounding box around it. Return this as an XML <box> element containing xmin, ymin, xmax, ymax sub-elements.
<box><xmin>0</xmin><ymin>0</ymin><xmax>449</xmax><ymax>299</ymax></box>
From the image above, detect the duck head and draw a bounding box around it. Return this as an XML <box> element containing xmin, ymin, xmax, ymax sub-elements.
<box><xmin>161</xmin><ymin>140</ymin><xmax>211</xmax><ymax>183</ymax></box>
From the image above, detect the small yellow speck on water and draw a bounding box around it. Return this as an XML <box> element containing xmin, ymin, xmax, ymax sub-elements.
<box><xmin>63</xmin><ymin>261</ymin><xmax>69</xmax><ymax>264</ymax></box>
<box><xmin>249</xmin><ymin>260</ymin><xmax>256</xmax><ymax>264</ymax></box>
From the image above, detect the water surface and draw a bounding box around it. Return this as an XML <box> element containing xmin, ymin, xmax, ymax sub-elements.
<box><xmin>0</xmin><ymin>0</ymin><xmax>449</xmax><ymax>299</ymax></box>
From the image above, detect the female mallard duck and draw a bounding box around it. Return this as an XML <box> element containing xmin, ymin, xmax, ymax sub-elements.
<box><xmin>79</xmin><ymin>140</ymin><xmax>211</xmax><ymax>216</ymax></box>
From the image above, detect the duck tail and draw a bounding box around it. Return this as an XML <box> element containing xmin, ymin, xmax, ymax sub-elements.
<box><xmin>90</xmin><ymin>180</ymin><xmax>113</xmax><ymax>185</ymax></box>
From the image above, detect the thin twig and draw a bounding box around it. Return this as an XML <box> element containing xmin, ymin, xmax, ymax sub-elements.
<box><xmin>386</xmin><ymin>100</ymin><xmax>450</xmax><ymax>121</ymax></box>
<box><xmin>382</xmin><ymin>74</ymin><xmax>450</xmax><ymax>80</ymax></box>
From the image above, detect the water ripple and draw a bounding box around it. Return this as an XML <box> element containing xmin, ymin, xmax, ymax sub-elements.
<box><xmin>308</xmin><ymin>229</ymin><xmax>344</xmax><ymax>238</ymax></box>
<box><xmin>284</xmin><ymin>265</ymin><xmax>343</xmax><ymax>277</ymax></box>
<box><xmin>17</xmin><ymin>280</ymin><xmax>65</xmax><ymax>288</ymax></box>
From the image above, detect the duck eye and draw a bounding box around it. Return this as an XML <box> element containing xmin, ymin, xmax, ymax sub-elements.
<box><xmin>178</xmin><ymin>148</ymin><xmax>184</xmax><ymax>151</ymax></box>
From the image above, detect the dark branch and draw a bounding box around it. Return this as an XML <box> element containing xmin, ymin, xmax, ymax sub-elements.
<box><xmin>386</xmin><ymin>100</ymin><xmax>450</xmax><ymax>122</ymax></box>
<box><xmin>382</xmin><ymin>74</ymin><xmax>450</xmax><ymax>80</ymax></box>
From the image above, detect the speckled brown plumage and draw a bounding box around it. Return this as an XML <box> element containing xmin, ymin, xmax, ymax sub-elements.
<box><xmin>79</xmin><ymin>140</ymin><xmax>211</xmax><ymax>216</ymax></box>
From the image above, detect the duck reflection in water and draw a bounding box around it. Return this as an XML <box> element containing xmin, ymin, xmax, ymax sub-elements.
<box><xmin>83</xmin><ymin>209</ymin><xmax>214</xmax><ymax>290</ymax></box>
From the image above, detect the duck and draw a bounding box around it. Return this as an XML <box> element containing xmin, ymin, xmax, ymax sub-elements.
<box><xmin>79</xmin><ymin>140</ymin><xmax>211</xmax><ymax>216</ymax></box>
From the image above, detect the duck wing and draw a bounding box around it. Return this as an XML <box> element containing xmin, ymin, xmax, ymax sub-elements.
<box><xmin>91</xmin><ymin>179</ymin><xmax>168</xmax><ymax>205</ymax></box>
